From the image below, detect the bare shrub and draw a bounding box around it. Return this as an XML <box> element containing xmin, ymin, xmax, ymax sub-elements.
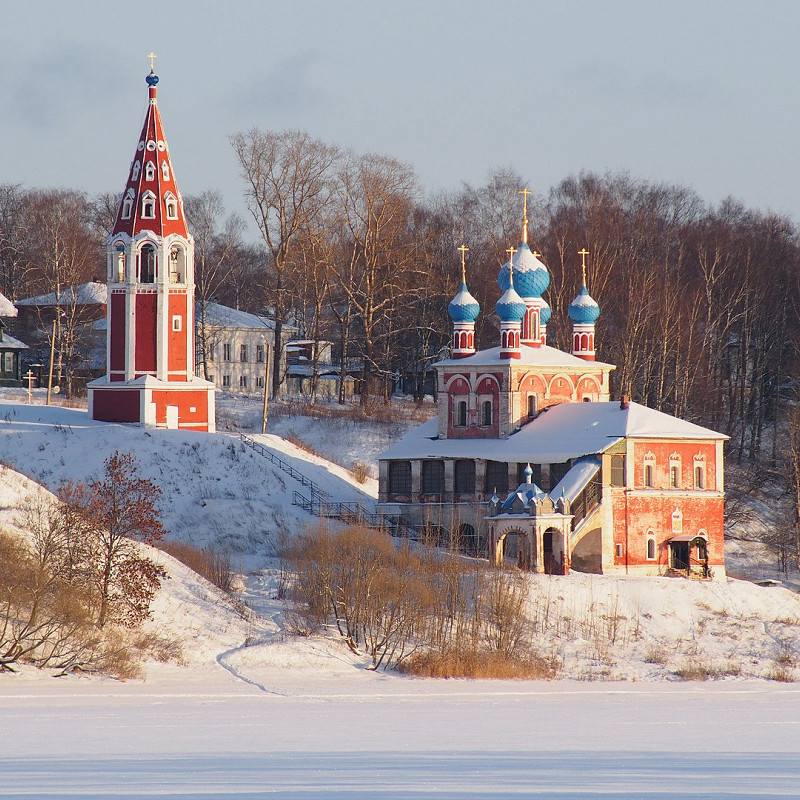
<box><xmin>398</xmin><ymin>648</ymin><xmax>557</xmax><ymax>680</ymax></box>
<box><xmin>131</xmin><ymin>631</ymin><xmax>185</xmax><ymax>666</ymax></box>
<box><xmin>674</xmin><ymin>660</ymin><xmax>718</xmax><ymax>681</ymax></box>
<box><xmin>774</xmin><ymin>640</ymin><xmax>797</xmax><ymax>668</ymax></box>
<box><xmin>159</xmin><ymin>541</ymin><xmax>235</xmax><ymax>594</ymax></box>
<box><xmin>768</xmin><ymin>665</ymin><xmax>795</xmax><ymax>683</ymax></box>
<box><xmin>284</xmin><ymin>525</ymin><xmax>430</xmax><ymax>669</ymax></box>
<box><xmin>284</xmin><ymin>524</ymin><xmax>544</xmax><ymax>676</ymax></box>
<box><xmin>0</xmin><ymin>528</ymin><xmax>140</xmax><ymax>678</ymax></box>
<box><xmin>351</xmin><ymin>461</ymin><xmax>372</xmax><ymax>484</ymax></box>
<box><xmin>644</xmin><ymin>644</ymin><xmax>670</xmax><ymax>665</ymax></box>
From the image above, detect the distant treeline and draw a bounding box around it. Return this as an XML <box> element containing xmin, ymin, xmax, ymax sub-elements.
<box><xmin>3</xmin><ymin>139</ymin><xmax>798</xmax><ymax>467</ymax></box>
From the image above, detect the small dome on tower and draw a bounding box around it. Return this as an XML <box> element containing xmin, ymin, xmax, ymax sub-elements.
<box><xmin>448</xmin><ymin>280</ymin><xmax>480</xmax><ymax>323</ymax></box>
<box><xmin>569</xmin><ymin>284</ymin><xmax>600</xmax><ymax>324</ymax></box>
<box><xmin>495</xmin><ymin>282</ymin><xmax>526</xmax><ymax>322</ymax></box>
<box><xmin>539</xmin><ymin>298</ymin><xmax>552</xmax><ymax>326</ymax></box>
<box><xmin>146</xmin><ymin>70</ymin><xmax>159</xmax><ymax>87</ymax></box>
<box><xmin>498</xmin><ymin>243</ymin><xmax>550</xmax><ymax>298</ymax></box>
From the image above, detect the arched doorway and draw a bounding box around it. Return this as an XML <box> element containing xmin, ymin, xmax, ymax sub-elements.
<box><xmin>543</xmin><ymin>528</ymin><xmax>566</xmax><ymax>575</ymax></box>
<box><xmin>499</xmin><ymin>530</ymin><xmax>532</xmax><ymax>570</ymax></box>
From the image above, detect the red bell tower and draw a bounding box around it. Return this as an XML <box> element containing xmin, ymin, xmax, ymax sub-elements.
<box><xmin>88</xmin><ymin>59</ymin><xmax>215</xmax><ymax>432</ymax></box>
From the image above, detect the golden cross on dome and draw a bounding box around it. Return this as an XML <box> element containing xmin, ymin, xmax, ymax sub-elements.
<box><xmin>458</xmin><ymin>244</ymin><xmax>469</xmax><ymax>283</ymax></box>
<box><xmin>532</xmin><ymin>250</ymin><xmax>541</xmax><ymax>259</ymax></box>
<box><xmin>578</xmin><ymin>248</ymin><xmax>590</xmax><ymax>285</ymax></box>
<box><xmin>519</xmin><ymin>187</ymin><xmax>531</xmax><ymax>244</ymax></box>
<box><xmin>507</xmin><ymin>246</ymin><xmax>517</xmax><ymax>281</ymax></box>
<box><xmin>147</xmin><ymin>52</ymin><xmax>157</xmax><ymax>71</ymax></box>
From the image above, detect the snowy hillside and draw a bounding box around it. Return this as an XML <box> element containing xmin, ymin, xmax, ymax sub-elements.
<box><xmin>1</xmin><ymin>395</ymin><xmax>800</xmax><ymax>685</ymax></box>
<box><xmin>0</xmin><ymin>397</ymin><xmax>380</xmax><ymax>570</ymax></box>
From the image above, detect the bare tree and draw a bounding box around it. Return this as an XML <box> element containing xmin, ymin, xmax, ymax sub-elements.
<box><xmin>331</xmin><ymin>152</ymin><xmax>420</xmax><ymax>404</ymax></box>
<box><xmin>58</xmin><ymin>452</ymin><xmax>166</xmax><ymax>628</ymax></box>
<box><xmin>231</xmin><ymin>129</ymin><xmax>340</xmax><ymax>398</ymax></box>
<box><xmin>184</xmin><ymin>191</ymin><xmax>245</xmax><ymax>380</ymax></box>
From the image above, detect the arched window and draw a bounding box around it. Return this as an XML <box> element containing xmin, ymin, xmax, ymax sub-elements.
<box><xmin>141</xmin><ymin>192</ymin><xmax>156</xmax><ymax>219</ymax></box>
<box><xmin>121</xmin><ymin>189</ymin><xmax>134</xmax><ymax>220</ymax></box>
<box><xmin>161</xmin><ymin>160</ymin><xmax>170</xmax><ymax>181</ymax></box>
<box><xmin>131</xmin><ymin>161</ymin><xmax>141</xmax><ymax>181</ymax></box>
<box><xmin>139</xmin><ymin>244</ymin><xmax>156</xmax><ymax>283</ymax></box>
<box><xmin>145</xmin><ymin>161</ymin><xmax>156</xmax><ymax>181</ymax></box>
<box><xmin>527</xmin><ymin>394</ymin><xmax>537</xmax><ymax>417</ymax></box>
<box><xmin>610</xmin><ymin>454</ymin><xmax>625</xmax><ymax>487</ymax></box>
<box><xmin>481</xmin><ymin>399</ymin><xmax>492</xmax><ymax>427</ymax></box>
<box><xmin>421</xmin><ymin>460</ymin><xmax>444</xmax><ymax>495</ymax></box>
<box><xmin>165</xmin><ymin>193</ymin><xmax>178</xmax><ymax>220</ymax></box>
<box><xmin>669</xmin><ymin>454</ymin><xmax>681</xmax><ymax>489</ymax></box>
<box><xmin>115</xmin><ymin>244</ymin><xmax>126</xmax><ymax>283</ymax></box>
<box><xmin>644</xmin><ymin>464</ymin><xmax>653</xmax><ymax>488</ymax></box>
<box><xmin>454</xmin><ymin>460</ymin><xmax>475</xmax><ymax>494</ymax></box>
<box><xmin>169</xmin><ymin>246</ymin><xmax>184</xmax><ymax>283</ymax></box>
<box><xmin>646</xmin><ymin>534</ymin><xmax>656</xmax><ymax>560</ymax></box>
<box><xmin>455</xmin><ymin>400</ymin><xmax>467</xmax><ymax>427</ymax></box>
<box><xmin>388</xmin><ymin>461</ymin><xmax>412</xmax><ymax>494</ymax></box>
<box><xmin>695</xmin><ymin>465</ymin><xmax>705</xmax><ymax>489</ymax></box>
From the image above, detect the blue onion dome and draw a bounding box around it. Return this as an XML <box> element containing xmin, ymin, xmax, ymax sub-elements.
<box><xmin>448</xmin><ymin>280</ymin><xmax>480</xmax><ymax>323</ymax></box>
<box><xmin>568</xmin><ymin>284</ymin><xmax>600</xmax><ymax>324</ymax></box>
<box><xmin>539</xmin><ymin>298</ymin><xmax>552</xmax><ymax>326</ymax></box>
<box><xmin>498</xmin><ymin>242</ymin><xmax>550</xmax><ymax>298</ymax></box>
<box><xmin>495</xmin><ymin>282</ymin><xmax>526</xmax><ymax>322</ymax></box>
<box><xmin>146</xmin><ymin>70</ymin><xmax>159</xmax><ymax>87</ymax></box>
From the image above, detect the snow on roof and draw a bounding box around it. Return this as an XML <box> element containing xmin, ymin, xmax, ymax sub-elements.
<box><xmin>436</xmin><ymin>344</ymin><xmax>615</xmax><ymax>370</ymax></box>
<box><xmin>550</xmin><ymin>456</ymin><xmax>601</xmax><ymax>502</ymax></box>
<box><xmin>0</xmin><ymin>292</ymin><xmax>17</xmax><ymax>317</ymax></box>
<box><xmin>0</xmin><ymin>332</ymin><xmax>29</xmax><ymax>350</ymax></box>
<box><xmin>380</xmin><ymin>401</ymin><xmax>726</xmax><ymax>463</ymax></box>
<box><xmin>199</xmin><ymin>301</ymin><xmax>276</xmax><ymax>330</ymax></box>
<box><xmin>16</xmin><ymin>282</ymin><xmax>107</xmax><ymax>307</ymax></box>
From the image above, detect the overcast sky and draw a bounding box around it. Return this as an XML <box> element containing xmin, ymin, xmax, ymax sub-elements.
<box><xmin>3</xmin><ymin>0</ymin><xmax>800</xmax><ymax>240</ymax></box>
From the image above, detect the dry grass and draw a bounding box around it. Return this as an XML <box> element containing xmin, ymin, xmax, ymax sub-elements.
<box><xmin>285</xmin><ymin>431</ymin><xmax>321</xmax><ymax>458</ymax></box>
<box><xmin>674</xmin><ymin>660</ymin><xmax>719</xmax><ymax>681</ymax></box>
<box><xmin>398</xmin><ymin>648</ymin><xmax>558</xmax><ymax>680</ymax></box>
<box><xmin>159</xmin><ymin>541</ymin><xmax>235</xmax><ymax>595</ymax></box>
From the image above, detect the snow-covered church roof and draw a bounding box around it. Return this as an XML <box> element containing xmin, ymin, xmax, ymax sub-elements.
<box><xmin>380</xmin><ymin>401</ymin><xmax>726</xmax><ymax>464</ymax></box>
<box><xmin>15</xmin><ymin>282</ymin><xmax>107</xmax><ymax>307</ymax></box>
<box><xmin>0</xmin><ymin>292</ymin><xmax>17</xmax><ymax>317</ymax></box>
<box><xmin>436</xmin><ymin>344</ymin><xmax>614</xmax><ymax>370</ymax></box>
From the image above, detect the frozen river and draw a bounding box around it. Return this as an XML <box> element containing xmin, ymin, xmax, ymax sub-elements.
<box><xmin>2</xmin><ymin>671</ymin><xmax>799</xmax><ymax>798</ymax></box>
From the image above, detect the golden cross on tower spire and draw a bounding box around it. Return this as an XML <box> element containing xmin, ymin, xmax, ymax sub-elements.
<box><xmin>507</xmin><ymin>246</ymin><xmax>517</xmax><ymax>282</ymax></box>
<box><xmin>458</xmin><ymin>244</ymin><xmax>469</xmax><ymax>283</ymax></box>
<box><xmin>578</xmin><ymin>248</ymin><xmax>590</xmax><ymax>286</ymax></box>
<box><xmin>519</xmin><ymin>187</ymin><xmax>531</xmax><ymax>244</ymax></box>
<box><xmin>147</xmin><ymin>52</ymin><xmax>157</xmax><ymax>71</ymax></box>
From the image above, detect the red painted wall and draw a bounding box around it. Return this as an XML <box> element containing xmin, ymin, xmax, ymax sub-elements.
<box><xmin>109</xmin><ymin>293</ymin><xmax>126</xmax><ymax>376</ymax></box>
<box><xmin>150</xmin><ymin>389</ymin><xmax>210</xmax><ymax>430</ymax></box>
<box><xmin>167</xmin><ymin>291</ymin><xmax>188</xmax><ymax>379</ymax></box>
<box><xmin>92</xmin><ymin>388</ymin><xmax>140</xmax><ymax>423</ymax></box>
<box><xmin>632</xmin><ymin>441</ymin><xmax>718</xmax><ymax>491</ymax></box>
<box><xmin>445</xmin><ymin>371</ymin><xmax>502</xmax><ymax>438</ymax></box>
<box><xmin>135</xmin><ymin>293</ymin><xmax>157</xmax><ymax>373</ymax></box>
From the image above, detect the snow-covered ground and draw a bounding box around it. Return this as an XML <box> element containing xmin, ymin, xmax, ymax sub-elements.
<box><xmin>3</xmin><ymin>394</ymin><xmax>800</xmax><ymax>797</ymax></box>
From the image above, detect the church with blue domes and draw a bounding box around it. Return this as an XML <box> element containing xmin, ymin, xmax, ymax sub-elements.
<box><xmin>379</xmin><ymin>194</ymin><xmax>727</xmax><ymax>579</ymax></box>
